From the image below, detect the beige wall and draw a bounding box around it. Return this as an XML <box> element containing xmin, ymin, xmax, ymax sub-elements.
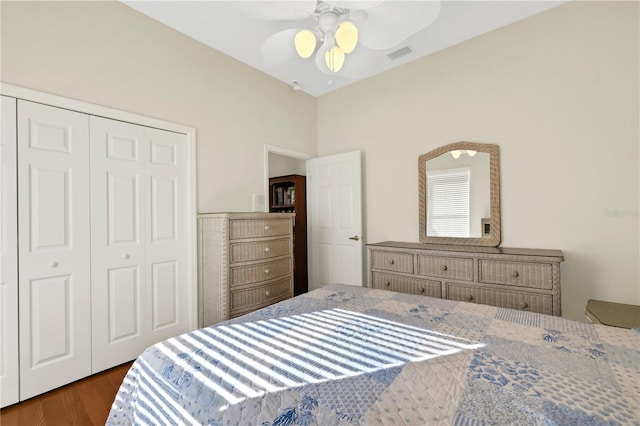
<box><xmin>3</xmin><ymin>1</ymin><xmax>637</xmax><ymax>321</ymax></box>
<box><xmin>0</xmin><ymin>0</ymin><xmax>317</xmax><ymax>213</ymax></box>
<box><xmin>269</xmin><ymin>153</ymin><xmax>307</xmax><ymax>178</ymax></box>
<box><xmin>317</xmin><ymin>1</ymin><xmax>639</xmax><ymax>320</ymax></box>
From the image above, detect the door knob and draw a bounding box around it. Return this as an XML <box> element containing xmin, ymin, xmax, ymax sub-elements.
<box><xmin>48</xmin><ymin>261</ymin><xmax>59</xmax><ymax>268</ymax></box>
<box><xmin>349</xmin><ymin>235</ymin><xmax>360</xmax><ymax>241</ymax></box>
<box><xmin>122</xmin><ymin>253</ymin><xmax>130</xmax><ymax>259</ymax></box>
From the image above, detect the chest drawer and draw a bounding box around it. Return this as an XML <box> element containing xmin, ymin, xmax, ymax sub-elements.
<box><xmin>479</xmin><ymin>260</ymin><xmax>553</xmax><ymax>289</ymax></box>
<box><xmin>229</xmin><ymin>219</ymin><xmax>291</xmax><ymax>239</ymax></box>
<box><xmin>372</xmin><ymin>272</ymin><xmax>441</xmax><ymax>298</ymax></box>
<box><xmin>230</xmin><ymin>238</ymin><xmax>291</xmax><ymax>263</ymax></box>
<box><xmin>417</xmin><ymin>255</ymin><xmax>473</xmax><ymax>281</ymax></box>
<box><xmin>446</xmin><ymin>283</ymin><xmax>553</xmax><ymax>315</ymax></box>
<box><xmin>370</xmin><ymin>250</ymin><xmax>414</xmax><ymax>273</ymax></box>
<box><xmin>230</xmin><ymin>278</ymin><xmax>292</xmax><ymax>316</ymax></box>
<box><xmin>230</xmin><ymin>258</ymin><xmax>292</xmax><ymax>287</ymax></box>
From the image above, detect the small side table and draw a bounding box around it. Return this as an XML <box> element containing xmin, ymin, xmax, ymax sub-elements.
<box><xmin>585</xmin><ymin>299</ymin><xmax>640</xmax><ymax>329</ymax></box>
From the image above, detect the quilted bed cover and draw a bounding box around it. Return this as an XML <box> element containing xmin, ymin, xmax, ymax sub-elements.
<box><xmin>107</xmin><ymin>284</ymin><xmax>639</xmax><ymax>425</ymax></box>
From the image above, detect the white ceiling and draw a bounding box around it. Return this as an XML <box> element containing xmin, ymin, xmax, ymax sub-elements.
<box><xmin>122</xmin><ymin>1</ymin><xmax>568</xmax><ymax>97</ymax></box>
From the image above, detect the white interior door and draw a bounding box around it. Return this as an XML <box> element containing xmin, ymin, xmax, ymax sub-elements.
<box><xmin>90</xmin><ymin>117</ymin><xmax>148</xmax><ymax>372</ymax></box>
<box><xmin>17</xmin><ymin>100</ymin><xmax>92</xmax><ymax>400</ymax></box>
<box><xmin>91</xmin><ymin>117</ymin><xmax>190</xmax><ymax>372</ymax></box>
<box><xmin>0</xmin><ymin>96</ymin><xmax>19</xmax><ymax>407</ymax></box>
<box><xmin>307</xmin><ymin>151</ymin><xmax>363</xmax><ymax>291</ymax></box>
<box><xmin>145</xmin><ymin>126</ymin><xmax>190</xmax><ymax>344</ymax></box>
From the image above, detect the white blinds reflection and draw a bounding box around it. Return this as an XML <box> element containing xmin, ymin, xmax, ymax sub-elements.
<box><xmin>427</xmin><ymin>168</ymin><xmax>470</xmax><ymax>237</ymax></box>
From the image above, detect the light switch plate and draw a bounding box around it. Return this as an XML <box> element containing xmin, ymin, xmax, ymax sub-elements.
<box><xmin>252</xmin><ymin>193</ymin><xmax>265</xmax><ymax>211</ymax></box>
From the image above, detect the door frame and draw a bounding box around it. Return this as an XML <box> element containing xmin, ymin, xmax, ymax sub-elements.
<box><xmin>0</xmin><ymin>83</ymin><xmax>199</xmax><ymax>331</ymax></box>
<box><xmin>263</xmin><ymin>144</ymin><xmax>314</xmax><ymax>212</ymax></box>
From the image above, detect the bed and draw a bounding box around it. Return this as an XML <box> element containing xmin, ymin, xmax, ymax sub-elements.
<box><xmin>107</xmin><ymin>284</ymin><xmax>639</xmax><ymax>425</ymax></box>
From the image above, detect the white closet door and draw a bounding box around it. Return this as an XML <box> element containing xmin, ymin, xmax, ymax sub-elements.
<box><xmin>1</xmin><ymin>96</ymin><xmax>19</xmax><ymax>408</ymax></box>
<box><xmin>90</xmin><ymin>117</ymin><xmax>148</xmax><ymax>372</ymax></box>
<box><xmin>145</xmin><ymin>126</ymin><xmax>190</xmax><ymax>344</ymax></box>
<box><xmin>91</xmin><ymin>117</ymin><xmax>190</xmax><ymax>372</ymax></box>
<box><xmin>17</xmin><ymin>100</ymin><xmax>91</xmax><ymax>400</ymax></box>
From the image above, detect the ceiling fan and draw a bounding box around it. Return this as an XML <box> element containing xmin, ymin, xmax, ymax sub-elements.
<box><xmin>231</xmin><ymin>0</ymin><xmax>441</xmax><ymax>78</ymax></box>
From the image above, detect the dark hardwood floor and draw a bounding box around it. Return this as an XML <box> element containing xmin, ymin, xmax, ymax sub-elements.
<box><xmin>0</xmin><ymin>362</ymin><xmax>133</xmax><ymax>426</ymax></box>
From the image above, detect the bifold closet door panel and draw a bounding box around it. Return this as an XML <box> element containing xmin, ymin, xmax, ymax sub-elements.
<box><xmin>90</xmin><ymin>117</ymin><xmax>190</xmax><ymax>373</ymax></box>
<box><xmin>90</xmin><ymin>117</ymin><xmax>149</xmax><ymax>372</ymax></box>
<box><xmin>17</xmin><ymin>100</ymin><xmax>92</xmax><ymax>400</ymax></box>
<box><xmin>144</xmin><ymin>126</ymin><xmax>190</xmax><ymax>345</ymax></box>
<box><xmin>0</xmin><ymin>96</ymin><xmax>19</xmax><ymax>408</ymax></box>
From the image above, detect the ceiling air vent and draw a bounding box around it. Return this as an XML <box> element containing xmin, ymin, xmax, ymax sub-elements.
<box><xmin>387</xmin><ymin>46</ymin><xmax>413</xmax><ymax>60</ymax></box>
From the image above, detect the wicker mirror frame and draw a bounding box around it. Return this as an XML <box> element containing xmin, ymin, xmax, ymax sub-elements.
<box><xmin>419</xmin><ymin>142</ymin><xmax>501</xmax><ymax>247</ymax></box>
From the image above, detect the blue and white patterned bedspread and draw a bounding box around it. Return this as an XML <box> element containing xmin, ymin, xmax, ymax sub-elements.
<box><xmin>107</xmin><ymin>284</ymin><xmax>640</xmax><ymax>425</ymax></box>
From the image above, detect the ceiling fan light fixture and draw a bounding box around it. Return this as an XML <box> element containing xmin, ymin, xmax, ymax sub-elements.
<box><xmin>325</xmin><ymin>45</ymin><xmax>345</xmax><ymax>72</ymax></box>
<box><xmin>335</xmin><ymin>20</ymin><xmax>358</xmax><ymax>54</ymax></box>
<box><xmin>294</xmin><ymin>29</ymin><xmax>317</xmax><ymax>59</ymax></box>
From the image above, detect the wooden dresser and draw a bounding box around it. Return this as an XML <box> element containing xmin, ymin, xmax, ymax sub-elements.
<box><xmin>367</xmin><ymin>242</ymin><xmax>564</xmax><ymax>316</ymax></box>
<box><xmin>198</xmin><ymin>212</ymin><xmax>294</xmax><ymax>327</ymax></box>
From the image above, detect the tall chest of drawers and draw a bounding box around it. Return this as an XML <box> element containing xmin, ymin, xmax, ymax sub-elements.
<box><xmin>368</xmin><ymin>242</ymin><xmax>564</xmax><ymax>316</ymax></box>
<box><xmin>198</xmin><ymin>212</ymin><xmax>294</xmax><ymax>327</ymax></box>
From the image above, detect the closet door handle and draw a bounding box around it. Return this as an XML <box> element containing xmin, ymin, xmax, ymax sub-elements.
<box><xmin>264</xmin><ymin>247</ymin><xmax>270</xmax><ymax>253</ymax></box>
<box><xmin>122</xmin><ymin>253</ymin><xmax>130</xmax><ymax>260</ymax></box>
<box><xmin>48</xmin><ymin>261</ymin><xmax>59</xmax><ymax>268</ymax></box>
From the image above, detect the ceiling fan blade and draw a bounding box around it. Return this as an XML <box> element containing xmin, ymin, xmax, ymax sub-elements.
<box><xmin>358</xmin><ymin>0</ymin><xmax>441</xmax><ymax>50</ymax></box>
<box><xmin>324</xmin><ymin>0</ymin><xmax>383</xmax><ymax>10</ymax></box>
<box><xmin>261</xmin><ymin>29</ymin><xmax>300</xmax><ymax>68</ymax></box>
<box><xmin>229</xmin><ymin>1</ymin><xmax>317</xmax><ymax>21</ymax></box>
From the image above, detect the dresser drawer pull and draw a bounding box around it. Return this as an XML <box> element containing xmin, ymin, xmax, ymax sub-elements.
<box><xmin>264</xmin><ymin>247</ymin><xmax>270</xmax><ymax>253</ymax></box>
<box><xmin>386</xmin><ymin>281</ymin><xmax>391</xmax><ymax>287</ymax></box>
<box><xmin>511</xmin><ymin>271</ymin><xmax>520</xmax><ymax>278</ymax></box>
<box><xmin>264</xmin><ymin>225</ymin><xmax>270</xmax><ymax>231</ymax></box>
<box><xmin>265</xmin><ymin>290</ymin><xmax>271</xmax><ymax>297</ymax></box>
<box><xmin>264</xmin><ymin>269</ymin><xmax>270</xmax><ymax>275</ymax></box>
<box><xmin>389</xmin><ymin>259</ymin><xmax>395</xmax><ymax>265</ymax></box>
<box><xmin>466</xmin><ymin>295</ymin><xmax>474</xmax><ymax>301</ymax></box>
<box><xmin>519</xmin><ymin>301</ymin><xmax>528</xmax><ymax>309</ymax></box>
<box><xmin>420</xmin><ymin>288</ymin><xmax>425</xmax><ymax>294</ymax></box>
<box><xmin>441</xmin><ymin>265</ymin><xmax>448</xmax><ymax>271</ymax></box>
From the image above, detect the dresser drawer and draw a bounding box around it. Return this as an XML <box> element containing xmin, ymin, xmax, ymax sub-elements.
<box><xmin>372</xmin><ymin>272</ymin><xmax>441</xmax><ymax>298</ymax></box>
<box><xmin>370</xmin><ymin>250</ymin><xmax>414</xmax><ymax>273</ymax></box>
<box><xmin>446</xmin><ymin>283</ymin><xmax>553</xmax><ymax>315</ymax></box>
<box><xmin>479</xmin><ymin>260</ymin><xmax>553</xmax><ymax>290</ymax></box>
<box><xmin>230</xmin><ymin>238</ymin><xmax>291</xmax><ymax>263</ymax></box>
<box><xmin>230</xmin><ymin>278</ymin><xmax>292</xmax><ymax>315</ymax></box>
<box><xmin>230</xmin><ymin>258</ymin><xmax>292</xmax><ymax>287</ymax></box>
<box><xmin>229</xmin><ymin>219</ymin><xmax>291</xmax><ymax>239</ymax></box>
<box><xmin>417</xmin><ymin>256</ymin><xmax>473</xmax><ymax>282</ymax></box>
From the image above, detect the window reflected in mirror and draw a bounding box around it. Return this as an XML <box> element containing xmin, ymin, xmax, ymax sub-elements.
<box><xmin>419</xmin><ymin>142</ymin><xmax>500</xmax><ymax>247</ymax></box>
<box><xmin>426</xmin><ymin>151</ymin><xmax>490</xmax><ymax>238</ymax></box>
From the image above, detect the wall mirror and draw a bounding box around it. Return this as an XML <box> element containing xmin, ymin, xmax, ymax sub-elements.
<box><xmin>419</xmin><ymin>142</ymin><xmax>501</xmax><ymax>246</ymax></box>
